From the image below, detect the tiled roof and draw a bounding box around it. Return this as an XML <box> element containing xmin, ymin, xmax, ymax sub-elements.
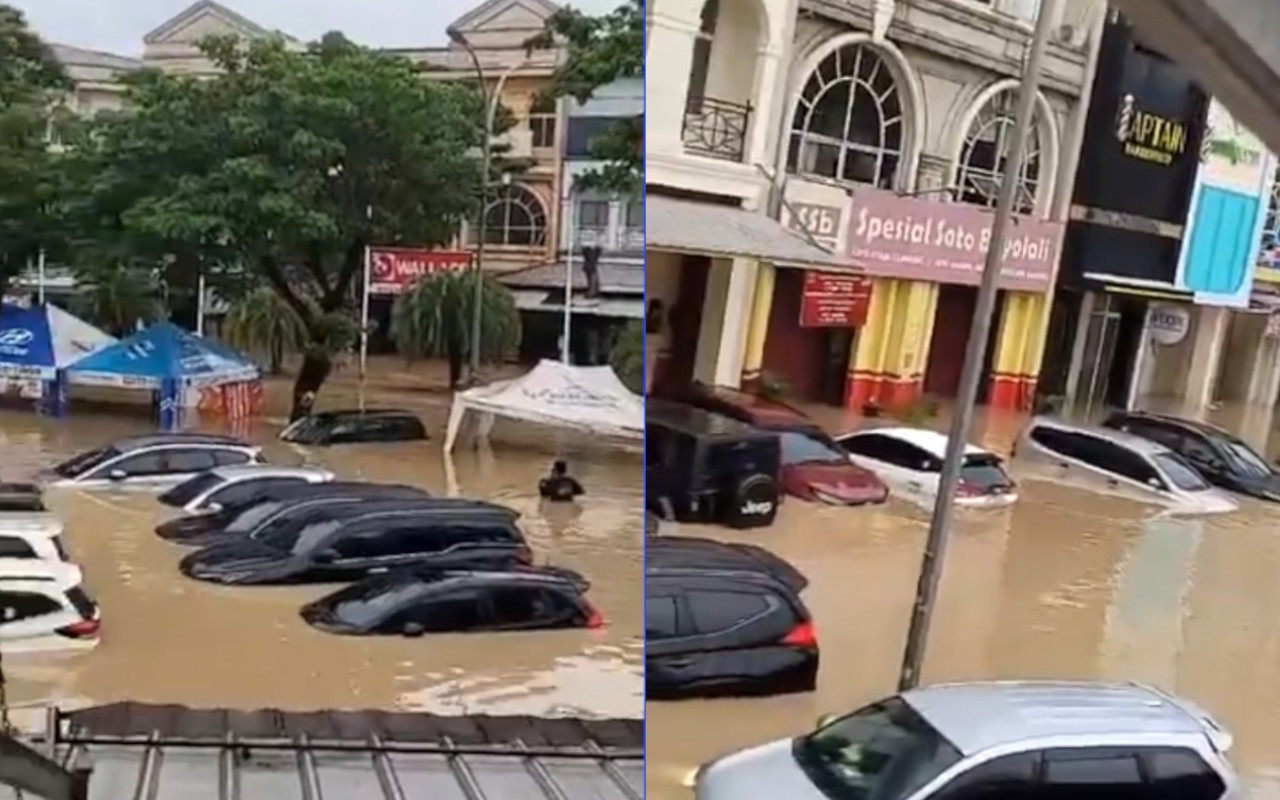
<box><xmin>0</xmin><ymin>703</ymin><xmax>642</xmax><ymax>800</ymax></box>
<box><xmin>48</xmin><ymin>44</ymin><xmax>144</xmax><ymax>72</ymax></box>
<box><xmin>500</xmin><ymin>261</ymin><xmax>644</xmax><ymax>294</ymax></box>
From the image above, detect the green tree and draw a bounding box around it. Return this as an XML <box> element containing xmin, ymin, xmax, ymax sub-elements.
<box><xmin>607</xmin><ymin>319</ymin><xmax>643</xmax><ymax>393</ymax></box>
<box><xmin>390</xmin><ymin>270</ymin><xmax>521</xmax><ymax>387</ymax></box>
<box><xmin>222</xmin><ymin>286</ymin><xmax>309</xmax><ymax>375</ymax></box>
<box><xmin>76</xmin><ymin>33</ymin><xmax>487</xmax><ymax>418</ymax></box>
<box><xmin>71</xmin><ymin>266</ymin><xmax>161</xmax><ymax>337</ymax></box>
<box><xmin>533</xmin><ymin>0</ymin><xmax>643</xmax><ymax>192</ymax></box>
<box><xmin>0</xmin><ymin>6</ymin><xmax>74</xmax><ymax>302</ymax></box>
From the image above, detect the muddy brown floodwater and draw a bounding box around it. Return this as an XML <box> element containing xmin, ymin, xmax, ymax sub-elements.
<box><xmin>0</xmin><ymin>390</ymin><xmax>643</xmax><ymax>723</ymax></box>
<box><xmin>647</xmin><ymin>403</ymin><xmax>1280</xmax><ymax>799</ymax></box>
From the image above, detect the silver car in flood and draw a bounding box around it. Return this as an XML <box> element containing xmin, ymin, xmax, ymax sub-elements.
<box><xmin>41</xmin><ymin>434</ymin><xmax>264</xmax><ymax>492</ymax></box>
<box><xmin>1013</xmin><ymin>417</ymin><xmax>1237</xmax><ymax>514</ymax></box>
<box><xmin>693</xmin><ymin>681</ymin><xmax>1244</xmax><ymax>800</ymax></box>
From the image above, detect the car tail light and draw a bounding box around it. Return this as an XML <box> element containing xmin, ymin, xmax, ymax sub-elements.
<box><xmin>956</xmin><ymin>481</ymin><xmax>983</xmax><ymax>498</ymax></box>
<box><xmin>515</xmin><ymin>547</ymin><xmax>533</xmax><ymax>565</ymax></box>
<box><xmin>585</xmin><ymin>605</ymin><xmax>605</xmax><ymax>629</ymax></box>
<box><xmin>782</xmin><ymin>620</ymin><xmax>817</xmax><ymax>648</ymax></box>
<box><xmin>56</xmin><ymin>618</ymin><xmax>100</xmax><ymax>639</ymax></box>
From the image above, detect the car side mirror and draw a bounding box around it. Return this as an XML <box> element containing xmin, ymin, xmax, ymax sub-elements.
<box><xmin>108</xmin><ymin>469</ymin><xmax>126</xmax><ymax>482</ymax></box>
<box><xmin>815</xmin><ymin>713</ymin><xmax>838</xmax><ymax>730</ymax></box>
<box><xmin>402</xmin><ymin>621</ymin><xmax>425</xmax><ymax>638</ymax></box>
<box><xmin>206</xmin><ymin>502</ymin><xmax>222</xmax><ymax>513</ymax></box>
<box><xmin>1147</xmin><ymin>478</ymin><xmax>1163</xmax><ymax>489</ymax></box>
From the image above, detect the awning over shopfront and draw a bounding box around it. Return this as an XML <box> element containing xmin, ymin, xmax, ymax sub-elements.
<box><xmin>645</xmin><ymin>195</ymin><xmax>850</xmax><ymax>270</ymax></box>
<box><xmin>509</xmin><ymin>289</ymin><xmax>644</xmax><ymax>319</ymax></box>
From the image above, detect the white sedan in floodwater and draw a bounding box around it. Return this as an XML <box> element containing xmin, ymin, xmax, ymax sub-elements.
<box><xmin>834</xmin><ymin>427</ymin><xmax>1018</xmax><ymax>509</ymax></box>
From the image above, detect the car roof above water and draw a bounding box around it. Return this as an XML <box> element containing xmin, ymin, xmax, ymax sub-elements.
<box><xmin>905</xmin><ymin>681</ymin><xmax>1226</xmax><ymax>755</ymax></box>
<box><xmin>647</xmin><ymin>399</ymin><xmax>774</xmax><ymax>440</ymax></box>
<box><xmin>114</xmin><ymin>432</ymin><xmax>253</xmax><ymax>452</ymax></box>
<box><xmin>280</xmin><ymin>496</ymin><xmax>518</xmax><ymax>521</ymax></box>
<box><xmin>1027</xmin><ymin>416</ymin><xmax>1174</xmax><ymax>457</ymax></box>
<box><xmin>208</xmin><ymin>465</ymin><xmax>331</xmax><ymax>481</ymax></box>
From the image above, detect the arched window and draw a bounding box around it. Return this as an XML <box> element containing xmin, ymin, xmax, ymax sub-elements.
<box><xmin>685</xmin><ymin>0</ymin><xmax>719</xmax><ymax>113</ymax></box>
<box><xmin>787</xmin><ymin>43</ymin><xmax>904</xmax><ymax>188</ymax></box>
<box><xmin>955</xmin><ymin>88</ymin><xmax>1044</xmax><ymax>215</ymax></box>
<box><xmin>483</xmin><ymin>184</ymin><xmax>548</xmax><ymax>246</ymax></box>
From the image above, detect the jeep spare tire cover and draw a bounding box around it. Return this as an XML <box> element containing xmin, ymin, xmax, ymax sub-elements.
<box><xmin>726</xmin><ymin>473</ymin><xmax>779</xmax><ymax>529</ymax></box>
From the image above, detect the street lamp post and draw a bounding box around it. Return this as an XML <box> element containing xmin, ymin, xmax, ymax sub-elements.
<box><xmin>896</xmin><ymin>0</ymin><xmax>1061</xmax><ymax>692</ymax></box>
<box><xmin>449</xmin><ymin>27</ymin><xmax>529</xmax><ymax>382</ymax></box>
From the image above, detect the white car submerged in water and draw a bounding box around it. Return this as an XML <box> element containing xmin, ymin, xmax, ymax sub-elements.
<box><xmin>834</xmin><ymin>427</ymin><xmax>1018</xmax><ymax>509</ymax></box>
<box><xmin>41</xmin><ymin>433</ymin><xmax>265</xmax><ymax>492</ymax></box>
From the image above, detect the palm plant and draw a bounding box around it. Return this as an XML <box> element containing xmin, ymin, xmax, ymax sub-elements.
<box><xmin>71</xmin><ymin>267</ymin><xmax>161</xmax><ymax>337</ymax></box>
<box><xmin>391</xmin><ymin>269</ymin><xmax>521</xmax><ymax>387</ymax></box>
<box><xmin>222</xmin><ymin>287</ymin><xmax>308</xmax><ymax>374</ymax></box>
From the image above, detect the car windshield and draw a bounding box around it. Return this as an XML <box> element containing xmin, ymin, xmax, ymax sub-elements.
<box><xmin>282</xmin><ymin>416</ymin><xmax>336</xmax><ymax>444</ymax></box>
<box><xmin>1153</xmin><ymin>453</ymin><xmax>1211</xmax><ymax>491</ymax></box>
<box><xmin>793</xmin><ymin>696</ymin><xmax>962</xmax><ymax>800</ymax></box>
<box><xmin>778</xmin><ymin>431</ymin><xmax>845</xmax><ymax>465</ymax></box>
<box><xmin>159</xmin><ymin>472</ymin><xmax>225</xmax><ymax>506</ymax></box>
<box><xmin>53</xmin><ymin>447</ymin><xmax>119</xmax><ymax>478</ymax></box>
<box><xmin>959</xmin><ymin>455</ymin><xmax>1013</xmax><ymax>490</ymax></box>
<box><xmin>1220</xmin><ymin>438</ymin><xmax>1273</xmax><ymax>478</ymax></box>
<box><xmin>225</xmin><ymin>501</ymin><xmax>285</xmax><ymax>534</ymax></box>
<box><xmin>326</xmin><ymin>578</ymin><xmax>425</xmax><ymax>627</ymax></box>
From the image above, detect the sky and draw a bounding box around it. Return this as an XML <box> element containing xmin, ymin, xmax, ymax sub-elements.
<box><xmin>12</xmin><ymin>0</ymin><xmax>619</xmax><ymax>56</ymax></box>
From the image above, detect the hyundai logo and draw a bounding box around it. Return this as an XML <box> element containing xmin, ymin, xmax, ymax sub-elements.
<box><xmin>0</xmin><ymin>329</ymin><xmax>33</xmax><ymax>347</ymax></box>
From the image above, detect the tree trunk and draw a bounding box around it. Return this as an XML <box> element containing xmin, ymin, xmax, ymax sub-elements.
<box><xmin>448</xmin><ymin>350</ymin><xmax>464</xmax><ymax>388</ymax></box>
<box><xmin>270</xmin><ymin>340</ymin><xmax>283</xmax><ymax>376</ymax></box>
<box><xmin>290</xmin><ymin>353</ymin><xmax>331</xmax><ymax>422</ymax></box>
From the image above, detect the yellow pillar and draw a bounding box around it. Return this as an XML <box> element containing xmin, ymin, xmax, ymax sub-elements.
<box><xmin>990</xmin><ymin>292</ymin><xmax>1050</xmax><ymax>411</ymax></box>
<box><xmin>739</xmin><ymin>262</ymin><xmax>776</xmax><ymax>387</ymax></box>
<box><xmin>846</xmin><ymin>279</ymin><xmax>938</xmax><ymax>409</ymax></box>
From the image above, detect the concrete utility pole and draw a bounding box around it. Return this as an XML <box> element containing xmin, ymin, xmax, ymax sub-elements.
<box><xmin>897</xmin><ymin>0</ymin><xmax>1061</xmax><ymax>692</ymax></box>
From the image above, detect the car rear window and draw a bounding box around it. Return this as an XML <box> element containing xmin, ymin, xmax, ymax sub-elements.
<box><xmin>64</xmin><ymin>586</ymin><xmax>97</xmax><ymax>619</ymax></box>
<box><xmin>794</xmin><ymin>696</ymin><xmax>962</xmax><ymax>800</ymax></box>
<box><xmin>960</xmin><ymin>455</ymin><xmax>1014</xmax><ymax>490</ymax></box>
<box><xmin>1153</xmin><ymin>453</ymin><xmax>1210</xmax><ymax>491</ymax></box>
<box><xmin>160</xmin><ymin>472</ymin><xmax>225</xmax><ymax>506</ymax></box>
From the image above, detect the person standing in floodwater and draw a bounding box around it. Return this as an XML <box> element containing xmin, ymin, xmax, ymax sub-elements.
<box><xmin>539</xmin><ymin>460</ymin><xmax>584</xmax><ymax>502</ymax></box>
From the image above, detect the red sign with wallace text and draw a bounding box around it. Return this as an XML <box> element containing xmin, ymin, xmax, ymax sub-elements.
<box><xmin>368</xmin><ymin>247</ymin><xmax>472</xmax><ymax>295</ymax></box>
<box><xmin>799</xmin><ymin>272</ymin><xmax>872</xmax><ymax>328</ymax></box>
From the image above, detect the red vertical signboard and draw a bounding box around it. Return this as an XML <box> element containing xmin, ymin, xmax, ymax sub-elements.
<box><xmin>799</xmin><ymin>271</ymin><xmax>872</xmax><ymax>327</ymax></box>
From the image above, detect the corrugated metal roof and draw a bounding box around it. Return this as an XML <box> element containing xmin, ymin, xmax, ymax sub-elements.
<box><xmin>500</xmin><ymin>262</ymin><xmax>644</xmax><ymax>294</ymax></box>
<box><xmin>646</xmin><ymin>195</ymin><xmax>850</xmax><ymax>270</ymax></box>
<box><xmin>0</xmin><ymin>704</ymin><xmax>642</xmax><ymax>800</ymax></box>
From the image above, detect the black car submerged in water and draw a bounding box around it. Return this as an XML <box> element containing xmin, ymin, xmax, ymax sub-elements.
<box><xmin>178</xmin><ymin>505</ymin><xmax>532</xmax><ymax>585</ymax></box>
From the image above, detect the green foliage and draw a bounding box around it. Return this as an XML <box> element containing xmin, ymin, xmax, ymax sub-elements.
<box><xmin>70</xmin><ymin>267</ymin><xmax>162</xmax><ymax>337</ymax></box>
<box><xmin>390</xmin><ymin>270</ymin><xmax>521</xmax><ymax>386</ymax></box>
<box><xmin>222</xmin><ymin>287</ymin><xmax>309</xmax><ymax>374</ymax></box>
<box><xmin>533</xmin><ymin>0</ymin><xmax>643</xmax><ymax>192</ymax></box>
<box><xmin>0</xmin><ymin>5</ymin><xmax>74</xmax><ymax>298</ymax></box>
<box><xmin>607</xmin><ymin>320</ymin><xmax>643</xmax><ymax>393</ymax></box>
<box><xmin>72</xmin><ymin>32</ymin><xmax>488</xmax><ymax>406</ymax></box>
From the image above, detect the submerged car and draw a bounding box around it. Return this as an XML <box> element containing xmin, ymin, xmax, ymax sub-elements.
<box><xmin>280</xmin><ymin>409</ymin><xmax>428</xmax><ymax>445</ymax></box>
<box><xmin>43</xmin><ymin>433</ymin><xmax>264</xmax><ymax>491</ymax></box>
<box><xmin>301</xmin><ymin>564</ymin><xmax>602</xmax><ymax>635</ymax></box>
<box><xmin>836</xmin><ymin>427</ymin><xmax>1017</xmax><ymax>508</ymax></box>
<box><xmin>673</xmin><ymin>384</ymin><xmax>889</xmax><ymax>506</ymax></box>
<box><xmin>0</xmin><ymin>560</ymin><xmax>100</xmax><ymax>653</ymax></box>
<box><xmin>0</xmin><ymin>483</ymin><xmax>46</xmax><ymax>513</ymax></box>
<box><xmin>179</xmin><ymin>506</ymin><xmax>532</xmax><ymax>585</ymax></box>
<box><xmin>1015</xmin><ymin>417</ymin><xmax>1238</xmax><ymax>514</ymax></box>
<box><xmin>158</xmin><ymin>465</ymin><xmax>336</xmax><ymax>513</ymax></box>
<box><xmin>647</xmin><ymin>537</ymin><xmax>816</xmax><ymax>700</ymax></box>
<box><xmin>1104</xmin><ymin>410</ymin><xmax>1280</xmax><ymax>502</ymax></box>
<box><xmin>692</xmin><ymin>681</ymin><xmax>1242</xmax><ymax>800</ymax></box>
<box><xmin>0</xmin><ymin>483</ymin><xmax>67</xmax><ymax>547</ymax></box>
<box><xmin>154</xmin><ymin>481</ymin><xmax>431</xmax><ymax>545</ymax></box>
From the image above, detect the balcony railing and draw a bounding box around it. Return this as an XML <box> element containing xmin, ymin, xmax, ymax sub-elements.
<box><xmin>682</xmin><ymin>96</ymin><xmax>752</xmax><ymax>162</ymax></box>
<box><xmin>574</xmin><ymin>226</ymin><xmax>645</xmax><ymax>253</ymax></box>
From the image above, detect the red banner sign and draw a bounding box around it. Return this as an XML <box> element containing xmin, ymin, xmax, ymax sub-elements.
<box><xmin>368</xmin><ymin>247</ymin><xmax>472</xmax><ymax>295</ymax></box>
<box><xmin>799</xmin><ymin>271</ymin><xmax>872</xmax><ymax>328</ymax></box>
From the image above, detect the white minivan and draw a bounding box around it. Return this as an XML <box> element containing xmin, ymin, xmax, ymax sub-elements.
<box><xmin>835</xmin><ymin>427</ymin><xmax>1018</xmax><ymax>508</ymax></box>
<box><xmin>42</xmin><ymin>433</ymin><xmax>264</xmax><ymax>492</ymax></box>
<box><xmin>1015</xmin><ymin>417</ymin><xmax>1237</xmax><ymax>514</ymax></box>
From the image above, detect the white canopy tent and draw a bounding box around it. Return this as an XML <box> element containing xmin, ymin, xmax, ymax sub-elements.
<box><xmin>443</xmin><ymin>360</ymin><xmax>644</xmax><ymax>453</ymax></box>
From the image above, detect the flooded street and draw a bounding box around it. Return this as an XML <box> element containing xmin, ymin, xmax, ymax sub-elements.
<box><xmin>0</xmin><ymin>367</ymin><xmax>643</xmax><ymax>722</ymax></box>
<box><xmin>647</xmin><ymin>403</ymin><xmax>1280</xmax><ymax>798</ymax></box>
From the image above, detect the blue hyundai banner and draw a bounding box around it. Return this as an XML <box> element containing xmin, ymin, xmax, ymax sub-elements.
<box><xmin>0</xmin><ymin>304</ymin><xmax>58</xmax><ymax>379</ymax></box>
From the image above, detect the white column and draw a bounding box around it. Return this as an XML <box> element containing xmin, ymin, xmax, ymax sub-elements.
<box><xmin>1183</xmin><ymin>305</ymin><xmax>1229</xmax><ymax>410</ymax></box>
<box><xmin>746</xmin><ymin>46</ymin><xmax>784</xmax><ymax>167</ymax></box>
<box><xmin>644</xmin><ymin>0</ymin><xmax>700</xmax><ymax>156</ymax></box>
<box><xmin>693</xmin><ymin>259</ymin><xmax>731</xmax><ymax>384</ymax></box>
<box><xmin>692</xmin><ymin>257</ymin><xmax>757</xmax><ymax>386</ymax></box>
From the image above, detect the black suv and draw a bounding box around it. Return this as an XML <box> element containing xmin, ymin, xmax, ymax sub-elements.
<box><xmin>1103</xmin><ymin>410</ymin><xmax>1280</xmax><ymax>501</ymax></box>
<box><xmin>646</xmin><ymin>536</ymin><xmax>817</xmax><ymax>700</ymax></box>
<box><xmin>280</xmin><ymin>409</ymin><xmax>428</xmax><ymax>445</ymax></box>
<box><xmin>301</xmin><ymin>565</ymin><xmax>602</xmax><ymax>635</ymax></box>
<box><xmin>646</xmin><ymin>399</ymin><xmax>781</xmax><ymax>529</ymax></box>
<box><xmin>179</xmin><ymin>505</ymin><xmax>531</xmax><ymax>585</ymax></box>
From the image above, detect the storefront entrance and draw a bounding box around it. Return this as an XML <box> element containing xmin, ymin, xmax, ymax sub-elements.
<box><xmin>1070</xmin><ymin>293</ymin><xmax>1148</xmax><ymax>419</ymax></box>
<box><xmin>923</xmin><ymin>285</ymin><xmax>1005</xmax><ymax>403</ymax></box>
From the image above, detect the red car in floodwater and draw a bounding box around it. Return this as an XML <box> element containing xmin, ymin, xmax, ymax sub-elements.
<box><xmin>669</xmin><ymin>384</ymin><xmax>889</xmax><ymax>506</ymax></box>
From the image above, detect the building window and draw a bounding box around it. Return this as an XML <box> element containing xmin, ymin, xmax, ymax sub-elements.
<box><xmin>625</xmin><ymin>199</ymin><xmax>643</xmax><ymax>230</ymax></box>
<box><xmin>685</xmin><ymin>0</ymin><xmax>719</xmax><ymax>113</ymax></box>
<box><xmin>578</xmin><ymin>199</ymin><xmax>611</xmax><ymax>231</ymax></box>
<box><xmin>787</xmin><ymin>44</ymin><xmax>904</xmax><ymax>189</ymax></box>
<box><xmin>482</xmin><ymin>184</ymin><xmax>548</xmax><ymax>246</ymax></box>
<box><xmin>955</xmin><ymin>87</ymin><xmax>1043</xmax><ymax>214</ymax></box>
<box><xmin>530</xmin><ymin>96</ymin><xmax>557</xmax><ymax>149</ymax></box>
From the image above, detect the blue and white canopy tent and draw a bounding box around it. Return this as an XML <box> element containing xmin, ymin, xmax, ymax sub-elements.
<box><xmin>0</xmin><ymin>303</ymin><xmax>116</xmax><ymax>411</ymax></box>
<box><xmin>66</xmin><ymin>322</ymin><xmax>260</xmax><ymax>430</ymax></box>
